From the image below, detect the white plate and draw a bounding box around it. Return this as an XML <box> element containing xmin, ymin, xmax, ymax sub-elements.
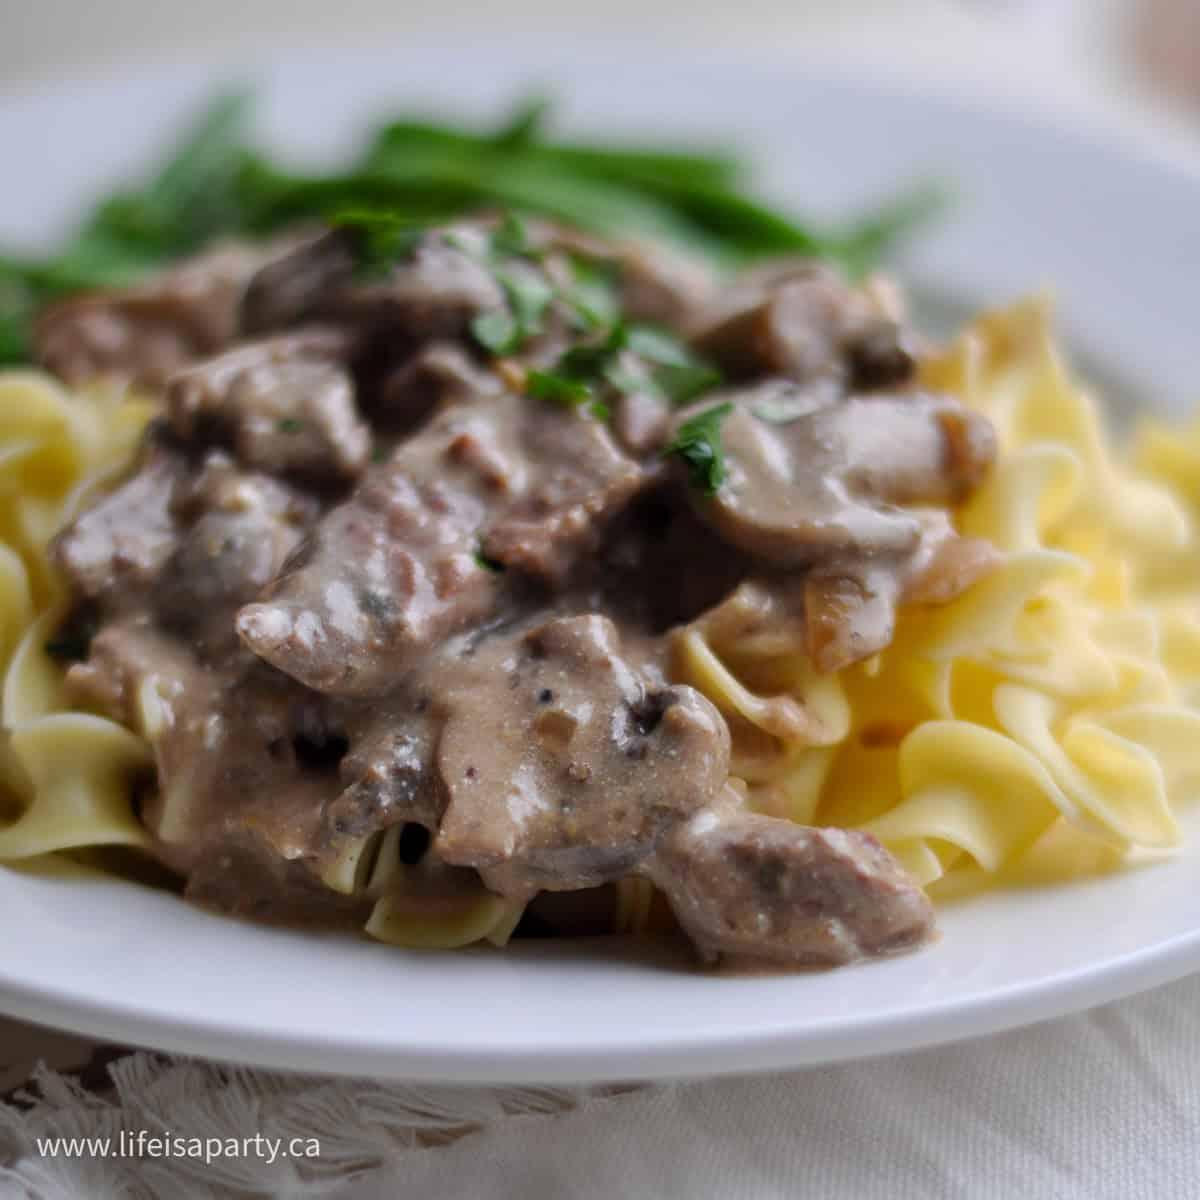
<box><xmin>2</xmin><ymin>49</ymin><xmax>1200</xmax><ymax>1084</ymax></box>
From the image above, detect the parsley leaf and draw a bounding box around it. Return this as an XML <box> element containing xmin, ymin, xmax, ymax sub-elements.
<box><xmin>662</xmin><ymin>401</ymin><xmax>734</xmax><ymax>496</ymax></box>
<box><xmin>560</xmin><ymin>257</ymin><xmax>621</xmax><ymax>331</ymax></box>
<box><xmin>277</xmin><ymin>418</ymin><xmax>305</xmax><ymax>433</ymax></box>
<box><xmin>526</xmin><ymin>368</ymin><xmax>609</xmax><ymax>420</ymax></box>
<box><xmin>490</xmin><ymin>211</ymin><xmax>538</xmax><ymax>259</ymax></box>
<box><xmin>624</xmin><ymin>325</ymin><xmax>721</xmax><ymax>403</ymax></box>
<box><xmin>471</xmin><ymin>309</ymin><xmax>521</xmax><ymax>354</ymax></box>
<box><xmin>527</xmin><ymin>369</ymin><xmax>593</xmax><ymax>408</ymax></box>
<box><xmin>465</xmin><ymin>214</ymin><xmax>554</xmax><ymax>355</ymax></box>
<box><xmin>495</xmin><ymin>265</ymin><xmax>554</xmax><ymax>336</ymax></box>
<box><xmin>654</xmin><ymin>363</ymin><xmax>721</xmax><ymax>404</ymax></box>
<box><xmin>474</xmin><ymin>546</ymin><xmax>506</xmax><ymax>573</ymax></box>
<box><xmin>626</xmin><ymin>325</ymin><xmax>693</xmax><ymax>367</ymax></box>
<box><xmin>331</xmin><ymin>207</ymin><xmax>425</xmax><ymax>277</ymax></box>
<box><xmin>558</xmin><ymin>319</ymin><xmax>628</xmax><ymax>377</ymax></box>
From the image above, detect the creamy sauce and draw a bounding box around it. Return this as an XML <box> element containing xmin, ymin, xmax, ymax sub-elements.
<box><xmin>41</xmin><ymin>217</ymin><xmax>995</xmax><ymax>964</ymax></box>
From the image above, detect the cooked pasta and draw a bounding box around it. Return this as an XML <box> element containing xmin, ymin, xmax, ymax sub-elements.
<box><xmin>0</xmin><ymin>375</ymin><xmax>156</xmax><ymax>858</ymax></box>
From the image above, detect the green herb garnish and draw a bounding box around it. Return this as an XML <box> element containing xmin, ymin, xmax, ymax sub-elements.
<box><xmin>463</xmin><ymin>215</ymin><xmax>555</xmax><ymax>355</ymax></box>
<box><xmin>623</xmin><ymin>326</ymin><xmax>721</xmax><ymax>403</ymax></box>
<box><xmin>331</xmin><ymin>207</ymin><xmax>425</xmax><ymax>277</ymax></box>
<box><xmin>525</xmin><ymin>318</ymin><xmax>719</xmax><ymax>422</ymax></box>
<box><xmin>560</xmin><ymin>258</ymin><xmax>621</xmax><ymax>330</ymax></box>
<box><xmin>494</xmin><ymin>265</ymin><xmax>555</xmax><ymax>338</ymax></box>
<box><xmin>490</xmin><ymin>211</ymin><xmax>538</xmax><ymax>259</ymax></box>
<box><xmin>625</xmin><ymin>325</ymin><xmax>692</xmax><ymax>367</ymax></box>
<box><xmin>277</xmin><ymin>418</ymin><xmax>304</xmax><ymax>433</ymax></box>
<box><xmin>652</xmin><ymin>362</ymin><xmax>722</xmax><ymax>405</ymax></box>
<box><xmin>470</xmin><ymin>309</ymin><xmax>521</xmax><ymax>355</ymax></box>
<box><xmin>662</xmin><ymin>401</ymin><xmax>734</xmax><ymax>496</ymax></box>
<box><xmin>474</xmin><ymin>546</ymin><xmax>506</xmax><ymax>573</ymax></box>
<box><xmin>527</xmin><ymin>369</ymin><xmax>593</xmax><ymax>408</ymax></box>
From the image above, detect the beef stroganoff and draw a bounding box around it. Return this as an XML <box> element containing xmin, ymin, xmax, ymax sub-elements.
<box><xmin>2</xmin><ymin>102</ymin><xmax>1199</xmax><ymax>969</ymax></box>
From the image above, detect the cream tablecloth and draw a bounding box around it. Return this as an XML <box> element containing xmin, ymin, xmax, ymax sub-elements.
<box><xmin>2</xmin><ymin>973</ymin><xmax>1199</xmax><ymax>1197</ymax></box>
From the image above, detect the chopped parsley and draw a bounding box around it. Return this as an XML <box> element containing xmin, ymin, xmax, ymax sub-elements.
<box><xmin>494</xmin><ymin>265</ymin><xmax>555</xmax><ymax>338</ymax></box>
<box><xmin>624</xmin><ymin>325</ymin><xmax>721</xmax><ymax>403</ymax></box>
<box><xmin>277</xmin><ymin>417</ymin><xmax>304</xmax><ymax>434</ymax></box>
<box><xmin>470</xmin><ymin>309</ymin><xmax>521</xmax><ymax>354</ymax></box>
<box><xmin>489</xmin><ymin>211</ymin><xmax>539</xmax><ymax>260</ymax></box>
<box><xmin>371</xmin><ymin>444</ymin><xmax>391</xmax><ymax>464</ymax></box>
<box><xmin>466</xmin><ymin>214</ymin><xmax>555</xmax><ymax>355</ymax></box>
<box><xmin>526</xmin><ymin>318</ymin><xmax>720</xmax><ymax>422</ymax></box>
<box><xmin>474</xmin><ymin>546</ymin><xmax>506</xmax><ymax>573</ymax></box>
<box><xmin>560</xmin><ymin>258</ymin><xmax>621</xmax><ymax>331</ymax></box>
<box><xmin>330</xmin><ymin>207</ymin><xmax>425</xmax><ymax>278</ymax></box>
<box><xmin>527</xmin><ymin>369</ymin><xmax>610</xmax><ymax>421</ymax></box>
<box><xmin>461</xmin><ymin>213</ymin><xmax>721</xmax><ymax>409</ymax></box>
<box><xmin>625</xmin><ymin>325</ymin><xmax>692</xmax><ymax>367</ymax></box>
<box><xmin>662</xmin><ymin>401</ymin><xmax>734</xmax><ymax>496</ymax></box>
<box><xmin>527</xmin><ymin>369</ymin><xmax>593</xmax><ymax>408</ymax></box>
<box><xmin>651</xmin><ymin>362</ymin><xmax>722</xmax><ymax>404</ymax></box>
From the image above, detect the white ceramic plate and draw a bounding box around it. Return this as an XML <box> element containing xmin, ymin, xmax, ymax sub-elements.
<box><xmin>2</xmin><ymin>49</ymin><xmax>1200</xmax><ymax>1084</ymax></box>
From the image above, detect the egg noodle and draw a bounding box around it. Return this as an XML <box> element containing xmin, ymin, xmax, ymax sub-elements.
<box><xmin>3</xmin><ymin>300</ymin><xmax>1200</xmax><ymax>947</ymax></box>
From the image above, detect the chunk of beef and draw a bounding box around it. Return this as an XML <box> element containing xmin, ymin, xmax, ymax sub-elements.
<box><xmin>684</xmin><ymin>390</ymin><xmax>996</xmax><ymax>568</ymax></box>
<box><xmin>478</xmin><ymin>407</ymin><xmax>645</xmax><ymax>586</ymax></box>
<box><xmin>616</xmin><ymin>238</ymin><xmax>716</xmax><ymax>327</ymax></box>
<box><xmin>236</xmin><ymin>464</ymin><xmax>498</xmax><ymax>695</ymax></box>
<box><xmin>52</xmin><ymin>436</ymin><xmax>185</xmax><ymax>604</ymax></box>
<box><xmin>328</xmin><ymin>227</ymin><xmax>506</xmax><ymax>340</ymax></box>
<box><xmin>690</xmin><ymin>261</ymin><xmax>917</xmax><ymax>389</ymax></box>
<box><xmin>181</xmin><ymin>832</ymin><xmax>367</xmax><ymax>927</ymax></box>
<box><xmin>139</xmin><ymin>660</ymin><xmax>346</xmax><ymax>871</ymax></box>
<box><xmin>64</xmin><ymin>619</ymin><xmax>214</xmax><ymax>733</ymax></box>
<box><xmin>241</xmin><ymin>225</ymin><xmax>504</xmax><ymax>343</ymax></box>
<box><xmin>35</xmin><ymin>237</ymin><xmax>305</xmax><ymax>389</ymax></box>
<box><xmin>239</xmin><ymin>229</ymin><xmax>358</xmax><ymax>334</ymax></box>
<box><xmin>232</xmin><ymin>392</ymin><xmax>531</xmax><ymax>695</ymax></box>
<box><xmin>432</xmin><ymin>615</ymin><xmax>730</xmax><ymax>898</ymax></box>
<box><xmin>645</xmin><ymin>804</ymin><xmax>934</xmax><ymax>964</ymax></box>
<box><xmin>153</xmin><ymin>453</ymin><xmax>320</xmax><ymax>654</ymax></box>
<box><xmin>238</xmin><ymin>393</ymin><xmax>646</xmax><ymax>692</ymax></box>
<box><xmin>613</xmin><ymin>387</ymin><xmax>672</xmax><ymax>456</ymax></box>
<box><xmin>375</xmin><ymin>342</ymin><xmax>503</xmax><ymax>430</ymax></box>
<box><xmin>592</xmin><ymin>489</ymin><xmax>751</xmax><ymax>632</ymax></box>
<box><xmin>167</xmin><ymin>328</ymin><xmax>369</xmax><ymax>479</ymax></box>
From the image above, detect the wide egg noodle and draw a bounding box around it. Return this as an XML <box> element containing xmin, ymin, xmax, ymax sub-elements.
<box><xmin>0</xmin><ymin>374</ymin><xmax>158</xmax><ymax>861</ymax></box>
<box><xmin>363</xmin><ymin>825</ymin><xmax>526</xmax><ymax>949</ymax></box>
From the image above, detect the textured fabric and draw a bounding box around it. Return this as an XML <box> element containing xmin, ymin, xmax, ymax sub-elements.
<box><xmin>2</xmin><ymin>974</ymin><xmax>1200</xmax><ymax>1198</ymax></box>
